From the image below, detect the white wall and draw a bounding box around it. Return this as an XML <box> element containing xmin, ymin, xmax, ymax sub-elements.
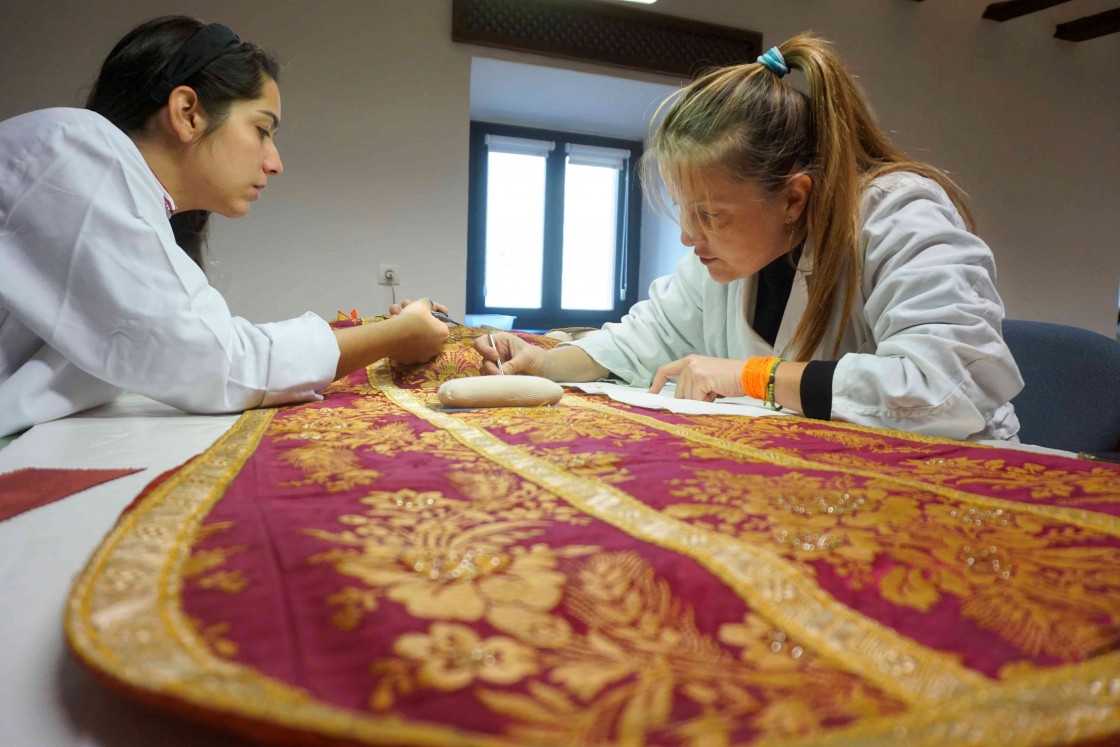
<box><xmin>2</xmin><ymin>0</ymin><xmax>1118</xmax><ymax>334</ymax></box>
<box><xmin>0</xmin><ymin>0</ymin><xmax>472</xmax><ymax>323</ymax></box>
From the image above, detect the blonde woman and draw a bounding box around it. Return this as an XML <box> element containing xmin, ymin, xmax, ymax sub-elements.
<box><xmin>476</xmin><ymin>34</ymin><xmax>1022</xmax><ymax>441</ymax></box>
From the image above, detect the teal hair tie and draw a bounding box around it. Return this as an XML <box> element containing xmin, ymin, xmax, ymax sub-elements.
<box><xmin>757</xmin><ymin>47</ymin><xmax>790</xmax><ymax>78</ymax></box>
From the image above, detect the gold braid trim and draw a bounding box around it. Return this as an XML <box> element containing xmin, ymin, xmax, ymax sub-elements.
<box><xmin>757</xmin><ymin>652</ymin><xmax>1120</xmax><ymax>747</ymax></box>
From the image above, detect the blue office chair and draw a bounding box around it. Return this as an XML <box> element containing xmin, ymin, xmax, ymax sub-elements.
<box><xmin>1002</xmin><ymin>319</ymin><xmax>1120</xmax><ymax>454</ymax></box>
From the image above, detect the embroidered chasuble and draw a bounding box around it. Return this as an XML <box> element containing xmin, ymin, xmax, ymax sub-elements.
<box><xmin>66</xmin><ymin>322</ymin><xmax>1120</xmax><ymax>746</ymax></box>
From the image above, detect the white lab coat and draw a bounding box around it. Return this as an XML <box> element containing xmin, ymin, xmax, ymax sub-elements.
<box><xmin>0</xmin><ymin>108</ymin><xmax>339</xmax><ymax>437</ymax></box>
<box><xmin>573</xmin><ymin>172</ymin><xmax>1023</xmax><ymax>441</ymax></box>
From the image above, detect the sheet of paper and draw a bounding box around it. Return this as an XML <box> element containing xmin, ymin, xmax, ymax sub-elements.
<box><xmin>564</xmin><ymin>381</ymin><xmax>790</xmax><ymax>418</ymax></box>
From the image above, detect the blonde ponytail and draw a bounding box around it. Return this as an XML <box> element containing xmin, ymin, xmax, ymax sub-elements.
<box><xmin>644</xmin><ymin>33</ymin><xmax>976</xmax><ymax>360</ymax></box>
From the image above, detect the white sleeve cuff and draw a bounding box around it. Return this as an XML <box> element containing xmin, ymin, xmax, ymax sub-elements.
<box><xmin>256</xmin><ymin>313</ymin><xmax>339</xmax><ymax>407</ymax></box>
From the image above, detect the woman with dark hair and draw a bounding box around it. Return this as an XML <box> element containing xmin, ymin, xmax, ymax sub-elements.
<box><xmin>0</xmin><ymin>16</ymin><xmax>449</xmax><ymax>438</ymax></box>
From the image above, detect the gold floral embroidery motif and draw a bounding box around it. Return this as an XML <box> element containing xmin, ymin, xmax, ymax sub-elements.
<box><xmin>907</xmin><ymin>502</ymin><xmax>1120</xmax><ymax>660</ymax></box>
<box><xmin>325</xmin><ymin>586</ymin><xmax>382</xmax><ymax>631</ymax></box>
<box><xmin>706</xmin><ymin>410</ymin><xmax>963</xmax><ymax>446</ymax></box>
<box><xmin>679</xmin><ymin>414</ymin><xmax>930</xmax><ymax>454</ymax></box>
<box><xmin>665</xmin><ymin>468</ymin><xmax>906</xmax><ymax>575</ymax></box>
<box><xmin>741</xmin><ymin>450</ymin><xmax>1120</xmax><ymax>508</ymax></box>
<box><xmin>527</xmin><ymin>446</ymin><xmax>633</xmax><ymax>484</ymax></box>
<box><xmin>676</xmin><ymin>413</ymin><xmax>795</xmax><ymax>442</ymax></box>
<box><xmin>272</xmin><ymin>385</ymin><xmax>499</xmax><ymax>493</ymax></box>
<box><xmin>184</xmin><ymin>522</ymin><xmax>248</xmax><ymax>656</ymax></box>
<box><xmin>185</xmin><ymin>522</ymin><xmax>248</xmax><ymax>595</ymax></box>
<box><xmin>393</xmin><ymin>623</ymin><xmax>540</xmax><ymax>690</ymax></box>
<box><xmin>902</xmin><ymin>457</ymin><xmax>1120</xmax><ymax>501</ymax></box>
<box><xmin>392</xmin><ymin>327</ymin><xmax>556</xmax><ymax>390</ymax></box>
<box><xmin>394</xmin><ymin>354</ymin><xmax>477</xmax><ymax>391</ymax></box>
<box><xmin>321</xmin><ymin>376</ymin><xmax>378</xmax><ymax>397</ymax></box>
<box><xmin>279</xmin><ymin>447</ymin><xmax>383</xmax><ymax>494</ymax></box>
<box><xmin>445</xmin><ymin>463</ymin><xmax>594</xmax><ymax>527</ymax></box>
<box><xmin>306</xmin><ymin>485</ymin><xmax>596</xmax><ymax>628</ymax></box>
<box><xmin>186</xmin><ymin>616</ymin><xmax>239</xmax><ymax>658</ymax></box>
<box><xmin>663</xmin><ymin>465</ymin><xmax>1120</xmax><ymax>662</ymax></box>
<box><xmin>365</xmin><ymin>551</ymin><xmax>904</xmax><ymax>745</ymax></box>
<box><xmin>397</xmin><ymin>428</ymin><xmax>485</xmax><ymax>462</ymax></box>
<box><xmin>269</xmin><ymin>400</ymin><xmax>418</xmax><ymax>492</ymax></box>
<box><xmin>457</xmin><ymin>405</ymin><xmax>658</xmax><ymax>446</ymax></box>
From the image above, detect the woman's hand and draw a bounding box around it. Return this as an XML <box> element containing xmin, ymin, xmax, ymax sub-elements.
<box><xmin>392</xmin><ymin>298</ymin><xmax>451</xmax><ymax>364</ymax></box>
<box><xmin>650</xmin><ymin>355</ymin><xmax>745</xmax><ymax>402</ymax></box>
<box><xmin>332</xmin><ymin>297</ymin><xmax>450</xmax><ymax>378</ymax></box>
<box><xmin>389</xmin><ymin>298</ymin><xmax>451</xmax><ymax>316</ymax></box>
<box><xmin>472</xmin><ymin>333</ymin><xmax>610</xmax><ymax>382</ymax></box>
<box><xmin>473</xmin><ymin>332</ymin><xmax>545</xmax><ymax>376</ymax></box>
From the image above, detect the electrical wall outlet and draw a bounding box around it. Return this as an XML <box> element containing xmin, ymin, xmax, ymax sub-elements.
<box><xmin>378</xmin><ymin>264</ymin><xmax>400</xmax><ymax>286</ymax></box>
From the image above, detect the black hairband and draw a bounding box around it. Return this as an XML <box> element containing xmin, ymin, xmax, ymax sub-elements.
<box><xmin>151</xmin><ymin>23</ymin><xmax>242</xmax><ymax>103</ymax></box>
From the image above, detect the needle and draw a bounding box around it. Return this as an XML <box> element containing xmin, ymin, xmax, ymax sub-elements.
<box><xmin>487</xmin><ymin>332</ymin><xmax>504</xmax><ymax>374</ymax></box>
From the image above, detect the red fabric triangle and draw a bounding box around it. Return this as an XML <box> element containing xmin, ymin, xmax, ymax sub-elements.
<box><xmin>0</xmin><ymin>467</ymin><xmax>142</xmax><ymax>521</ymax></box>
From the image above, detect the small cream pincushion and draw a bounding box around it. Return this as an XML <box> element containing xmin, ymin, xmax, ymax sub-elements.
<box><xmin>437</xmin><ymin>375</ymin><xmax>563</xmax><ymax>408</ymax></box>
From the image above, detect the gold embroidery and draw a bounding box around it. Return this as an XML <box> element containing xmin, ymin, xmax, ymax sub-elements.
<box><xmin>375</xmin><ymin>363</ymin><xmax>987</xmax><ymax>703</ymax></box>
<box><xmin>680</xmin><ymin>412</ymin><xmax>955</xmax><ymax>450</ymax></box>
<box><xmin>762</xmin><ymin>653</ymin><xmax>1120</xmax><ymax>747</ymax></box>
<box><xmin>270</xmin><ymin>403</ymin><xmax>401</xmax><ymax>492</ymax></box>
<box><xmin>184</xmin><ymin>525</ymin><xmax>249</xmax><ymax>596</ymax></box>
<box><xmin>366</xmin><ymin>551</ymin><xmax>904</xmax><ymax>744</ymax></box>
<box><xmin>305</xmin><ymin>470</ymin><xmax>598</xmax><ymax>627</ymax></box>
<box><xmin>398</xmin><ymin>428</ymin><xmax>486</xmax><ymax>463</ymax></box>
<box><xmin>446</xmin><ymin>463</ymin><xmax>594</xmax><ymax>526</ymax></box>
<box><xmin>663</xmin><ymin>463</ymin><xmax>1120</xmax><ymax>661</ymax></box>
<box><xmin>572</xmin><ymin>395</ymin><xmax>1120</xmax><ymax>537</ymax></box>
<box><xmin>68</xmin><ymin>409</ymin><xmax>527</xmax><ymax>746</ymax></box>
<box><xmin>326</xmin><ymin>586</ymin><xmax>382</xmax><ymax>631</ymax></box>
<box><xmin>663</xmin><ymin>468</ymin><xmax>898</xmax><ymax>572</ymax></box>
<box><xmin>280</xmin><ymin>446</ymin><xmax>383</xmax><ymax>493</ymax></box>
<box><xmin>185</xmin><ymin>617</ymin><xmax>239</xmax><ymax>658</ymax></box>
<box><xmin>528</xmin><ymin>446</ymin><xmax>632</xmax><ymax>484</ymax></box>
<box><xmin>905</xmin><ymin>457</ymin><xmax>1120</xmax><ymax>501</ymax></box>
<box><xmin>392</xmin><ymin>327</ymin><xmax>501</xmax><ymax>389</ymax></box>
<box><xmin>64</xmin><ymin>374</ymin><xmax>1120</xmax><ymax>746</ymax></box>
<box><xmin>456</xmin><ymin>403</ymin><xmax>657</xmax><ymax>446</ymax></box>
<box><xmin>394</xmin><ymin>622</ymin><xmax>540</xmax><ymax>690</ymax></box>
<box><xmin>193</xmin><ymin>569</ymin><xmax>248</xmax><ymax>594</ymax></box>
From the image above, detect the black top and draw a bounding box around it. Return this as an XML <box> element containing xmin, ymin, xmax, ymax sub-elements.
<box><xmin>753</xmin><ymin>252</ymin><xmax>798</xmax><ymax>348</ymax></box>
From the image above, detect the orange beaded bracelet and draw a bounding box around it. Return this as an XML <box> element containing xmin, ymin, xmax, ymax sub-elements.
<box><xmin>741</xmin><ymin>356</ymin><xmax>781</xmax><ymax>400</ymax></box>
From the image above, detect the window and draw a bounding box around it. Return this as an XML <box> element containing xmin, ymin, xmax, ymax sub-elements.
<box><xmin>467</xmin><ymin>122</ymin><xmax>641</xmax><ymax>331</ymax></box>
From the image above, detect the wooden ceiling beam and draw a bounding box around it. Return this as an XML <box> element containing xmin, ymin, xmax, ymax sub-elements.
<box><xmin>982</xmin><ymin>0</ymin><xmax>1074</xmax><ymax>22</ymax></box>
<box><xmin>1054</xmin><ymin>7</ymin><xmax>1120</xmax><ymax>40</ymax></box>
